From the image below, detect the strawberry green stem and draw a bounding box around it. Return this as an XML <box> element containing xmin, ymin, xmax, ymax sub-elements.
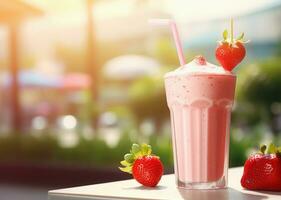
<box><xmin>230</xmin><ymin>18</ymin><xmax>234</xmax><ymax>43</ymax></box>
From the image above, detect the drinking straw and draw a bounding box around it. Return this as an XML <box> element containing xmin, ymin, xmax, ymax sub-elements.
<box><xmin>149</xmin><ymin>19</ymin><xmax>186</xmax><ymax>66</ymax></box>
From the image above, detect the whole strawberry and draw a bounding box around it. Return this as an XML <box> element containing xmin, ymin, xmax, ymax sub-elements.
<box><xmin>241</xmin><ymin>143</ymin><xmax>281</xmax><ymax>191</ymax></box>
<box><xmin>216</xmin><ymin>19</ymin><xmax>248</xmax><ymax>71</ymax></box>
<box><xmin>119</xmin><ymin>143</ymin><xmax>164</xmax><ymax>187</ymax></box>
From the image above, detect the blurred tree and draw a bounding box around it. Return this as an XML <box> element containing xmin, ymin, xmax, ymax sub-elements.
<box><xmin>277</xmin><ymin>39</ymin><xmax>281</xmax><ymax>56</ymax></box>
<box><xmin>128</xmin><ymin>75</ymin><xmax>169</xmax><ymax>135</ymax></box>
<box><xmin>234</xmin><ymin>58</ymin><xmax>281</xmax><ymax>134</ymax></box>
<box><xmin>153</xmin><ymin>37</ymin><xmax>179</xmax><ymax>66</ymax></box>
<box><xmin>152</xmin><ymin>37</ymin><xmax>199</xmax><ymax>67</ymax></box>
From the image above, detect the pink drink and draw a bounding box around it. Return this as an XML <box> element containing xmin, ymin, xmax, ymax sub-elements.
<box><xmin>164</xmin><ymin>57</ymin><xmax>236</xmax><ymax>189</ymax></box>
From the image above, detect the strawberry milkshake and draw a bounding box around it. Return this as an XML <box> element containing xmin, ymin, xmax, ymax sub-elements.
<box><xmin>151</xmin><ymin>18</ymin><xmax>246</xmax><ymax>189</ymax></box>
<box><xmin>165</xmin><ymin>56</ymin><xmax>236</xmax><ymax>189</ymax></box>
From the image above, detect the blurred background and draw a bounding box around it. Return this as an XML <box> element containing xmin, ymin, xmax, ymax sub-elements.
<box><xmin>0</xmin><ymin>0</ymin><xmax>280</xmax><ymax>199</ymax></box>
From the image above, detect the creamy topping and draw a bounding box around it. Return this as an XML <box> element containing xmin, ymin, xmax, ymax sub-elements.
<box><xmin>165</xmin><ymin>58</ymin><xmax>234</xmax><ymax>77</ymax></box>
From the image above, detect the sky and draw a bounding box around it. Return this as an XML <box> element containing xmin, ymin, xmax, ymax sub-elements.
<box><xmin>166</xmin><ymin>0</ymin><xmax>280</xmax><ymax>22</ymax></box>
<box><xmin>24</xmin><ymin>0</ymin><xmax>279</xmax><ymax>22</ymax></box>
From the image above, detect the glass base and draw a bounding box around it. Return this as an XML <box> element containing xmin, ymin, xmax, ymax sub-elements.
<box><xmin>178</xmin><ymin>187</ymin><xmax>228</xmax><ymax>200</ymax></box>
<box><xmin>177</xmin><ymin>176</ymin><xmax>227</xmax><ymax>190</ymax></box>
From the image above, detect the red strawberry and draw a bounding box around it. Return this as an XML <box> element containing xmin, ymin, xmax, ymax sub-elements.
<box><xmin>216</xmin><ymin>42</ymin><xmax>245</xmax><ymax>71</ymax></box>
<box><xmin>119</xmin><ymin>143</ymin><xmax>164</xmax><ymax>187</ymax></box>
<box><xmin>215</xmin><ymin>19</ymin><xmax>248</xmax><ymax>71</ymax></box>
<box><xmin>194</xmin><ymin>55</ymin><xmax>207</xmax><ymax>65</ymax></box>
<box><xmin>132</xmin><ymin>155</ymin><xmax>163</xmax><ymax>187</ymax></box>
<box><xmin>241</xmin><ymin>144</ymin><xmax>281</xmax><ymax>191</ymax></box>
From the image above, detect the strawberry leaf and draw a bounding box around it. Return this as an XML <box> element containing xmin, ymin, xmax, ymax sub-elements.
<box><xmin>243</xmin><ymin>40</ymin><xmax>251</xmax><ymax>43</ymax></box>
<box><xmin>141</xmin><ymin>143</ymin><xmax>152</xmax><ymax>155</ymax></box>
<box><xmin>132</xmin><ymin>144</ymin><xmax>141</xmax><ymax>154</ymax></box>
<box><xmin>237</xmin><ymin>32</ymin><xmax>244</xmax><ymax>41</ymax></box>
<box><xmin>266</xmin><ymin>143</ymin><xmax>276</xmax><ymax>154</ymax></box>
<box><xmin>260</xmin><ymin>144</ymin><xmax>267</xmax><ymax>154</ymax></box>
<box><xmin>134</xmin><ymin>151</ymin><xmax>143</xmax><ymax>158</ymax></box>
<box><xmin>223</xmin><ymin>29</ymin><xmax>228</xmax><ymax>41</ymax></box>
<box><xmin>120</xmin><ymin>160</ymin><xmax>131</xmax><ymax>167</ymax></box>
<box><xmin>124</xmin><ymin>153</ymin><xmax>134</xmax><ymax>163</ymax></box>
<box><xmin>119</xmin><ymin>166</ymin><xmax>132</xmax><ymax>174</ymax></box>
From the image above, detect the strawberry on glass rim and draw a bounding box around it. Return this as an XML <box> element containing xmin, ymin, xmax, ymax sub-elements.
<box><xmin>119</xmin><ymin>143</ymin><xmax>164</xmax><ymax>187</ymax></box>
<box><xmin>216</xmin><ymin>18</ymin><xmax>249</xmax><ymax>71</ymax></box>
<box><xmin>241</xmin><ymin>143</ymin><xmax>281</xmax><ymax>191</ymax></box>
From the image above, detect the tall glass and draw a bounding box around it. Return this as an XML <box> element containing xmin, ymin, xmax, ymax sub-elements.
<box><xmin>164</xmin><ymin>61</ymin><xmax>236</xmax><ymax>189</ymax></box>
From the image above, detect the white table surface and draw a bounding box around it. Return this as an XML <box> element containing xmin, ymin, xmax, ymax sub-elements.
<box><xmin>48</xmin><ymin>167</ymin><xmax>281</xmax><ymax>200</ymax></box>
